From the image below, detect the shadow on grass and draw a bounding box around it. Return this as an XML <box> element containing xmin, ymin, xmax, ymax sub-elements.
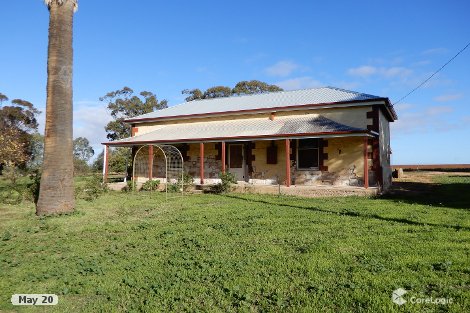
<box><xmin>383</xmin><ymin>179</ymin><xmax>470</xmax><ymax>210</ymax></box>
<box><xmin>222</xmin><ymin>194</ymin><xmax>470</xmax><ymax>231</ymax></box>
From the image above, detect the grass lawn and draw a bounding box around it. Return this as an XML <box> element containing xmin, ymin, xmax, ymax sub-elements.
<box><xmin>0</xmin><ymin>173</ymin><xmax>469</xmax><ymax>312</ymax></box>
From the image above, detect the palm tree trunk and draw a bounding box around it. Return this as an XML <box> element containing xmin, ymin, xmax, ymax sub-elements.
<box><xmin>37</xmin><ymin>0</ymin><xmax>76</xmax><ymax>215</ymax></box>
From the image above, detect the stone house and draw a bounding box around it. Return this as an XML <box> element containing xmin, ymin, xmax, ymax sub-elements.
<box><xmin>102</xmin><ymin>87</ymin><xmax>397</xmax><ymax>190</ymax></box>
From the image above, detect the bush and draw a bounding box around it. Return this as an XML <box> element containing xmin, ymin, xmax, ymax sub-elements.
<box><xmin>167</xmin><ymin>173</ymin><xmax>194</xmax><ymax>193</ymax></box>
<box><xmin>3</xmin><ymin>163</ymin><xmax>22</xmax><ymax>185</ymax></box>
<box><xmin>211</xmin><ymin>172</ymin><xmax>236</xmax><ymax>194</ymax></box>
<box><xmin>141</xmin><ymin>179</ymin><xmax>160</xmax><ymax>191</ymax></box>
<box><xmin>180</xmin><ymin>173</ymin><xmax>194</xmax><ymax>192</ymax></box>
<box><xmin>0</xmin><ymin>185</ymin><xmax>24</xmax><ymax>205</ymax></box>
<box><xmin>167</xmin><ymin>182</ymin><xmax>181</xmax><ymax>193</ymax></box>
<box><xmin>73</xmin><ymin>159</ymin><xmax>91</xmax><ymax>176</ymax></box>
<box><xmin>78</xmin><ymin>175</ymin><xmax>108</xmax><ymax>201</ymax></box>
<box><xmin>122</xmin><ymin>180</ymin><xmax>136</xmax><ymax>192</ymax></box>
<box><xmin>27</xmin><ymin>170</ymin><xmax>41</xmax><ymax>205</ymax></box>
<box><xmin>0</xmin><ymin>165</ymin><xmax>31</xmax><ymax>205</ymax></box>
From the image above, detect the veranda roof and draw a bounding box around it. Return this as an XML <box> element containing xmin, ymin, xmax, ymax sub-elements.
<box><xmin>104</xmin><ymin>114</ymin><xmax>373</xmax><ymax>146</ymax></box>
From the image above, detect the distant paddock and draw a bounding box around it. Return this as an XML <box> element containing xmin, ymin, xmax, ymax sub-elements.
<box><xmin>391</xmin><ymin>164</ymin><xmax>470</xmax><ymax>172</ymax></box>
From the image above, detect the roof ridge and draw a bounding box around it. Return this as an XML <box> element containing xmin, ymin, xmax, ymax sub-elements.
<box><xmin>323</xmin><ymin>86</ymin><xmax>378</xmax><ymax>98</ymax></box>
<box><xmin>183</xmin><ymin>86</ymin><xmax>330</xmax><ymax>103</ymax></box>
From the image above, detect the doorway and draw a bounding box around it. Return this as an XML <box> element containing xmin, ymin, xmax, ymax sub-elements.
<box><xmin>228</xmin><ymin>144</ymin><xmax>245</xmax><ymax>181</ymax></box>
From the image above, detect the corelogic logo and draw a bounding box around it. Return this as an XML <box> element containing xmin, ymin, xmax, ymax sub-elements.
<box><xmin>391</xmin><ymin>287</ymin><xmax>454</xmax><ymax>306</ymax></box>
<box><xmin>392</xmin><ymin>288</ymin><xmax>407</xmax><ymax>306</ymax></box>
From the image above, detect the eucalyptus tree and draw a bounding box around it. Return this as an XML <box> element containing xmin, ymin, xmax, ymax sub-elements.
<box><xmin>37</xmin><ymin>0</ymin><xmax>78</xmax><ymax>215</ymax></box>
<box><xmin>182</xmin><ymin>80</ymin><xmax>283</xmax><ymax>101</ymax></box>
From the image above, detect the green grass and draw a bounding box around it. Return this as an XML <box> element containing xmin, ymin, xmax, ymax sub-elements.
<box><xmin>0</xmin><ymin>174</ymin><xmax>469</xmax><ymax>312</ymax></box>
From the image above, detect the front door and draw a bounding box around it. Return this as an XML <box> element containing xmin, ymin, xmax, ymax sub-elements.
<box><xmin>228</xmin><ymin>144</ymin><xmax>245</xmax><ymax>181</ymax></box>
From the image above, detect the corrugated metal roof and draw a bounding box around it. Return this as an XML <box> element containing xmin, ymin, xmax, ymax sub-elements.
<box><xmin>127</xmin><ymin>87</ymin><xmax>385</xmax><ymax>122</ymax></box>
<box><xmin>107</xmin><ymin>114</ymin><xmax>368</xmax><ymax>146</ymax></box>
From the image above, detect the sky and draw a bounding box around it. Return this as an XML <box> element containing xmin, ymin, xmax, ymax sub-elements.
<box><xmin>1</xmin><ymin>0</ymin><xmax>469</xmax><ymax>165</ymax></box>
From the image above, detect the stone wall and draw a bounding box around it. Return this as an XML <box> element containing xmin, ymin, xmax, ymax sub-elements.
<box><xmin>184</xmin><ymin>143</ymin><xmax>222</xmax><ymax>183</ymax></box>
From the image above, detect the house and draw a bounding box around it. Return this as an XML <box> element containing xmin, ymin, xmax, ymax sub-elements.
<box><xmin>102</xmin><ymin>87</ymin><xmax>397</xmax><ymax>191</ymax></box>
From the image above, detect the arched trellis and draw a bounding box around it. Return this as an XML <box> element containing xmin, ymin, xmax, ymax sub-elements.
<box><xmin>132</xmin><ymin>144</ymin><xmax>184</xmax><ymax>198</ymax></box>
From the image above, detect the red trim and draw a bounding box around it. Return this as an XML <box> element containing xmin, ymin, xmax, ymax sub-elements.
<box><xmin>363</xmin><ymin>137</ymin><xmax>369</xmax><ymax>189</ymax></box>
<box><xmin>319</xmin><ymin>138</ymin><xmax>328</xmax><ymax>171</ymax></box>
<box><xmin>366</xmin><ymin>106</ymin><xmax>380</xmax><ymax>132</ymax></box>
<box><xmin>200</xmin><ymin>142</ymin><xmax>204</xmax><ymax>184</ymax></box>
<box><xmin>285</xmin><ymin>139</ymin><xmax>291</xmax><ymax>187</ymax></box>
<box><xmin>125</xmin><ymin>98</ymin><xmax>393</xmax><ymax>123</ymax></box>
<box><xmin>148</xmin><ymin>145</ymin><xmax>153</xmax><ymax>179</ymax></box>
<box><xmin>367</xmin><ymin>107</ymin><xmax>383</xmax><ymax>187</ymax></box>
<box><xmin>103</xmin><ymin>130</ymin><xmax>370</xmax><ymax>146</ymax></box>
<box><xmin>131</xmin><ymin>127</ymin><xmax>138</xmax><ymax>137</ymax></box>
<box><xmin>221</xmin><ymin>141</ymin><xmax>226</xmax><ymax>173</ymax></box>
<box><xmin>104</xmin><ymin>145</ymin><xmax>109</xmax><ymax>183</ymax></box>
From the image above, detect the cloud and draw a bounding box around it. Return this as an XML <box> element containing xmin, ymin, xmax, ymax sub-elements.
<box><xmin>412</xmin><ymin>60</ymin><xmax>431</xmax><ymax>67</ymax></box>
<box><xmin>393</xmin><ymin>103</ymin><xmax>412</xmax><ymax>111</ymax></box>
<box><xmin>275</xmin><ymin>77</ymin><xmax>322</xmax><ymax>90</ymax></box>
<box><xmin>347</xmin><ymin>66</ymin><xmax>377</xmax><ymax>77</ymax></box>
<box><xmin>380</xmin><ymin>67</ymin><xmax>412</xmax><ymax>78</ymax></box>
<box><xmin>334</xmin><ymin>81</ymin><xmax>361</xmax><ymax>90</ymax></box>
<box><xmin>195</xmin><ymin>67</ymin><xmax>209</xmax><ymax>73</ymax></box>
<box><xmin>433</xmin><ymin>93</ymin><xmax>463</xmax><ymax>102</ymax></box>
<box><xmin>422</xmin><ymin>47</ymin><xmax>448</xmax><ymax>55</ymax></box>
<box><xmin>244</xmin><ymin>52</ymin><xmax>268</xmax><ymax>64</ymax></box>
<box><xmin>73</xmin><ymin>101</ymin><xmax>112</xmax><ymax>156</ymax></box>
<box><xmin>425</xmin><ymin>105</ymin><xmax>453</xmax><ymax>115</ymax></box>
<box><xmin>34</xmin><ymin>101</ymin><xmax>111</xmax><ymax>161</ymax></box>
<box><xmin>265</xmin><ymin>61</ymin><xmax>299</xmax><ymax>77</ymax></box>
<box><xmin>391</xmin><ymin>105</ymin><xmax>456</xmax><ymax>134</ymax></box>
<box><xmin>347</xmin><ymin>65</ymin><xmax>412</xmax><ymax>79</ymax></box>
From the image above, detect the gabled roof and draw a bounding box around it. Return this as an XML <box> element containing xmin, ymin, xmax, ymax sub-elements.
<box><xmin>126</xmin><ymin>87</ymin><xmax>397</xmax><ymax>123</ymax></box>
<box><xmin>106</xmin><ymin>114</ymin><xmax>371</xmax><ymax>146</ymax></box>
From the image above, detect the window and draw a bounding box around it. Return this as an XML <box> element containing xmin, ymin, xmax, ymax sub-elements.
<box><xmin>297</xmin><ymin>139</ymin><xmax>319</xmax><ymax>169</ymax></box>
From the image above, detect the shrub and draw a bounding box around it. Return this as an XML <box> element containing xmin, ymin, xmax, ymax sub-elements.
<box><xmin>27</xmin><ymin>170</ymin><xmax>41</xmax><ymax>205</ymax></box>
<box><xmin>211</xmin><ymin>172</ymin><xmax>236</xmax><ymax>194</ymax></box>
<box><xmin>167</xmin><ymin>173</ymin><xmax>194</xmax><ymax>193</ymax></box>
<box><xmin>180</xmin><ymin>173</ymin><xmax>194</xmax><ymax>192</ymax></box>
<box><xmin>0</xmin><ymin>185</ymin><xmax>23</xmax><ymax>205</ymax></box>
<box><xmin>79</xmin><ymin>175</ymin><xmax>108</xmax><ymax>201</ymax></box>
<box><xmin>3</xmin><ymin>162</ymin><xmax>21</xmax><ymax>185</ymax></box>
<box><xmin>141</xmin><ymin>179</ymin><xmax>160</xmax><ymax>191</ymax></box>
<box><xmin>167</xmin><ymin>182</ymin><xmax>181</xmax><ymax>193</ymax></box>
<box><xmin>122</xmin><ymin>180</ymin><xmax>137</xmax><ymax>192</ymax></box>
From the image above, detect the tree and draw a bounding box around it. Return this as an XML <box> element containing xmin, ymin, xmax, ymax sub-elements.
<box><xmin>37</xmin><ymin>0</ymin><xmax>78</xmax><ymax>215</ymax></box>
<box><xmin>182</xmin><ymin>88</ymin><xmax>203</xmax><ymax>102</ymax></box>
<box><xmin>0</xmin><ymin>95</ymin><xmax>40</xmax><ymax>174</ymax></box>
<box><xmin>203</xmin><ymin>86</ymin><xmax>232</xmax><ymax>99</ymax></box>
<box><xmin>28</xmin><ymin>133</ymin><xmax>45</xmax><ymax>171</ymax></box>
<box><xmin>100</xmin><ymin>87</ymin><xmax>168</xmax><ymax>140</ymax></box>
<box><xmin>232</xmin><ymin>80</ymin><xmax>283</xmax><ymax>95</ymax></box>
<box><xmin>73</xmin><ymin>137</ymin><xmax>94</xmax><ymax>162</ymax></box>
<box><xmin>92</xmin><ymin>150</ymin><xmax>104</xmax><ymax>172</ymax></box>
<box><xmin>100</xmin><ymin>87</ymin><xmax>167</xmax><ymax>176</ymax></box>
<box><xmin>0</xmin><ymin>92</ymin><xmax>8</xmax><ymax>104</ymax></box>
<box><xmin>73</xmin><ymin>137</ymin><xmax>94</xmax><ymax>176</ymax></box>
<box><xmin>0</xmin><ymin>129</ymin><xmax>29</xmax><ymax>170</ymax></box>
<box><xmin>183</xmin><ymin>80</ymin><xmax>283</xmax><ymax>101</ymax></box>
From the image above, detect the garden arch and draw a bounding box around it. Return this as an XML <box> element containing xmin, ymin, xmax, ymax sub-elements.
<box><xmin>132</xmin><ymin>144</ymin><xmax>184</xmax><ymax>197</ymax></box>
